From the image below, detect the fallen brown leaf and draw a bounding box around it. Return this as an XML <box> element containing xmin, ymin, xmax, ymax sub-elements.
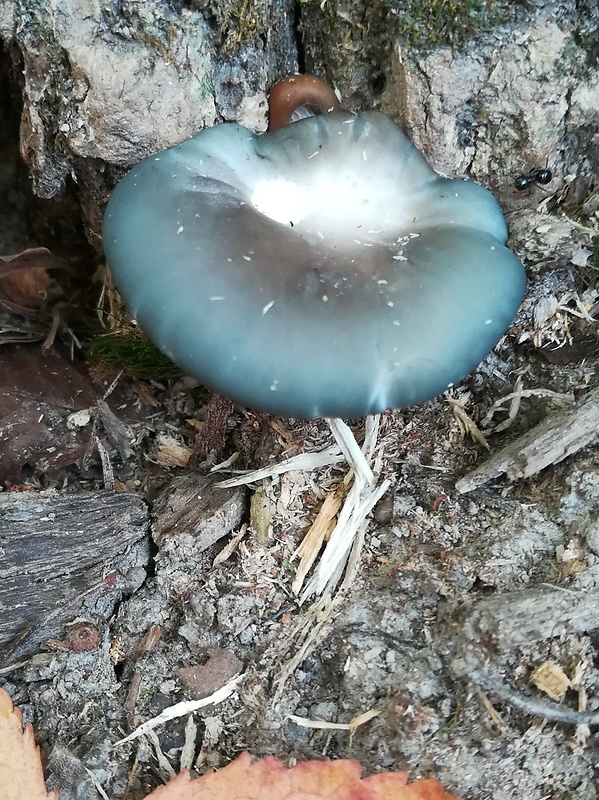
<box><xmin>0</xmin><ymin>248</ymin><xmax>68</xmax><ymax>271</ymax></box>
<box><xmin>0</xmin><ymin>267</ymin><xmax>49</xmax><ymax>309</ymax></box>
<box><xmin>0</xmin><ymin>688</ymin><xmax>58</xmax><ymax>800</ymax></box>
<box><xmin>0</xmin><ymin>247</ymin><xmax>68</xmax><ymax>309</ymax></box>
<box><xmin>144</xmin><ymin>751</ymin><xmax>461</xmax><ymax>800</ymax></box>
<box><xmin>178</xmin><ymin>648</ymin><xmax>243</xmax><ymax>699</ymax></box>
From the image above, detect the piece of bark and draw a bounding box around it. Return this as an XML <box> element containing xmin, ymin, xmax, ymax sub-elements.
<box><xmin>299</xmin><ymin>2</ymin><xmax>599</xmax><ymax>206</ymax></box>
<box><xmin>0</xmin><ymin>490</ymin><xmax>149</xmax><ymax>660</ymax></box>
<box><xmin>456</xmin><ymin>387</ymin><xmax>599</xmax><ymax>493</ymax></box>
<box><xmin>189</xmin><ymin>394</ymin><xmax>234</xmax><ymax>466</ymax></box>
<box><xmin>96</xmin><ymin>400</ymin><xmax>135</xmax><ymax>461</ymax></box>
<box><xmin>152</xmin><ymin>473</ymin><xmax>246</xmax><ymax>553</ymax></box>
<box><xmin>447</xmin><ymin>584</ymin><xmax>599</xmax><ymax>726</ymax></box>
<box><xmin>46</xmin><ymin>745</ymin><xmax>99</xmax><ymax>800</ymax></box>
<box><xmin>0</xmin><ymin>314</ymin><xmax>49</xmax><ymax>346</ymax></box>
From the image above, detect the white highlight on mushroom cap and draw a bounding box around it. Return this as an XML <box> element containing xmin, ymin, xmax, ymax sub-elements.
<box><xmin>251</xmin><ymin>178</ymin><xmax>310</xmax><ymax>226</ymax></box>
<box><xmin>250</xmin><ymin>172</ymin><xmax>404</xmax><ymax>242</ymax></box>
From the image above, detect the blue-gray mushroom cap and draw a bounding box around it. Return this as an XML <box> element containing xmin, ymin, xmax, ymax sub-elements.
<box><xmin>103</xmin><ymin>110</ymin><xmax>525</xmax><ymax>418</ymax></box>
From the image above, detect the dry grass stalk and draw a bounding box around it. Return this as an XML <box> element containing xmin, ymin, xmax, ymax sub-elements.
<box><xmin>299</xmin><ymin>417</ymin><xmax>390</xmax><ymax>600</ymax></box>
<box><xmin>114</xmin><ymin>674</ymin><xmax>243</xmax><ymax>746</ymax></box>
<box><xmin>482</xmin><ymin>383</ymin><xmax>574</xmax><ymax>432</ymax></box>
<box><xmin>287</xmin><ymin>708</ymin><xmax>380</xmax><ymax>732</ymax></box>
<box><xmin>447</xmin><ymin>397</ymin><xmax>490</xmax><ymax>450</ymax></box>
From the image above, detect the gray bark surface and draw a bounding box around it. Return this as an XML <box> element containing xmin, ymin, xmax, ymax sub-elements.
<box><xmin>0</xmin><ymin>0</ymin><xmax>297</xmax><ymax>243</ymax></box>
<box><xmin>0</xmin><ymin>489</ymin><xmax>149</xmax><ymax>657</ymax></box>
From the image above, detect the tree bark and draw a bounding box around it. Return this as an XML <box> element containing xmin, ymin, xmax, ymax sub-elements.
<box><xmin>0</xmin><ymin>489</ymin><xmax>149</xmax><ymax>660</ymax></box>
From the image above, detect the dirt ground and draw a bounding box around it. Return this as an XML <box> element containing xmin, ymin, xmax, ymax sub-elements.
<box><xmin>2</xmin><ymin>97</ymin><xmax>599</xmax><ymax>800</ymax></box>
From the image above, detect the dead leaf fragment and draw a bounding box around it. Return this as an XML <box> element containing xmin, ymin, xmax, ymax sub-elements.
<box><xmin>0</xmin><ymin>266</ymin><xmax>50</xmax><ymax>308</ymax></box>
<box><xmin>154</xmin><ymin>434</ymin><xmax>192</xmax><ymax>467</ymax></box>
<box><xmin>0</xmin><ymin>247</ymin><xmax>68</xmax><ymax>309</ymax></box>
<box><xmin>144</xmin><ymin>751</ymin><xmax>461</xmax><ymax>800</ymax></box>
<box><xmin>0</xmin><ymin>687</ymin><xmax>58</xmax><ymax>800</ymax></box>
<box><xmin>178</xmin><ymin>648</ymin><xmax>243</xmax><ymax>699</ymax></box>
<box><xmin>0</xmin><ymin>247</ymin><xmax>71</xmax><ymax>320</ymax></box>
<box><xmin>0</xmin><ymin>690</ymin><xmax>460</xmax><ymax>800</ymax></box>
<box><xmin>530</xmin><ymin>661</ymin><xmax>571</xmax><ymax>700</ymax></box>
<box><xmin>0</xmin><ymin>248</ymin><xmax>69</xmax><ymax>274</ymax></box>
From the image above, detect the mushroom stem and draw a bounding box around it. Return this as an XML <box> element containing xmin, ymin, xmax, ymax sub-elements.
<box><xmin>267</xmin><ymin>75</ymin><xmax>341</xmax><ymax>132</ymax></box>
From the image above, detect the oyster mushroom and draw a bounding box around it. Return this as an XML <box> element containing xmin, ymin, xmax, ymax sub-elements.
<box><xmin>102</xmin><ymin>76</ymin><xmax>525</xmax><ymax>597</ymax></box>
<box><xmin>103</xmin><ymin>84</ymin><xmax>524</xmax><ymax>419</ymax></box>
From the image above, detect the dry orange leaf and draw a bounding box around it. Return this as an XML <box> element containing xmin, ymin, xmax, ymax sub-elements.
<box><xmin>0</xmin><ymin>688</ymin><xmax>58</xmax><ymax>800</ymax></box>
<box><xmin>144</xmin><ymin>751</ymin><xmax>461</xmax><ymax>800</ymax></box>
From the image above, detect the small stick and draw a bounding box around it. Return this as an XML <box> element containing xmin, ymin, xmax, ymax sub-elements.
<box><xmin>469</xmin><ymin>670</ymin><xmax>599</xmax><ymax>726</ymax></box>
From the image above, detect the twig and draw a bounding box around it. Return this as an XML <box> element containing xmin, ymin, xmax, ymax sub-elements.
<box><xmin>146</xmin><ymin>729</ymin><xmax>176</xmax><ymax>779</ymax></box>
<box><xmin>213</xmin><ymin>523</ymin><xmax>249</xmax><ymax>567</ymax></box>
<box><xmin>101</xmin><ymin>369</ymin><xmax>124</xmax><ymax>402</ymax></box>
<box><xmin>299</xmin><ymin>416</ymin><xmax>390</xmax><ymax>600</ymax></box>
<box><xmin>287</xmin><ymin>708</ymin><xmax>380</xmax><ymax>732</ymax></box>
<box><xmin>292</xmin><ymin>491</ymin><xmax>344</xmax><ymax>594</ymax></box>
<box><xmin>300</xmin><ymin>472</ymin><xmax>390</xmax><ymax>600</ymax></box>
<box><xmin>273</xmin><ymin>597</ymin><xmax>339</xmax><ymax>702</ymax></box>
<box><xmin>469</xmin><ymin>670</ymin><xmax>599</xmax><ymax>726</ymax></box>
<box><xmin>457</xmin><ymin>386</ymin><xmax>599</xmax><ymax>493</ymax></box>
<box><xmin>489</xmin><ymin>375</ymin><xmax>523</xmax><ymax>433</ymax></box>
<box><xmin>94</xmin><ymin>435</ymin><xmax>115</xmax><ymax>491</ymax></box>
<box><xmin>180</xmin><ymin>715</ymin><xmax>198</xmax><ymax>771</ymax></box>
<box><xmin>83</xmin><ymin>766</ymin><xmax>110</xmax><ymax>800</ymax></box>
<box><xmin>0</xmin><ymin>659</ymin><xmax>30</xmax><ymax>675</ymax></box>
<box><xmin>474</xmin><ymin>686</ymin><xmax>509</xmax><ymax>734</ymax></box>
<box><xmin>327</xmin><ymin>418</ymin><xmax>374</xmax><ymax>485</ymax></box>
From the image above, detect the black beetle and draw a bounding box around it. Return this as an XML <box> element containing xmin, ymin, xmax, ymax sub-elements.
<box><xmin>515</xmin><ymin>168</ymin><xmax>553</xmax><ymax>191</ymax></box>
